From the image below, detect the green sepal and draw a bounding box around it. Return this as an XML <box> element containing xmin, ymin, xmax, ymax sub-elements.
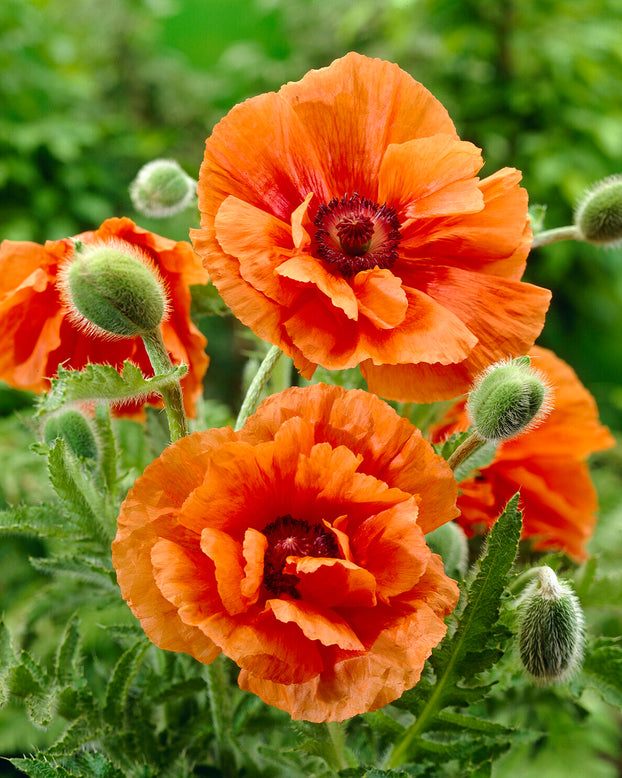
<box><xmin>37</xmin><ymin>360</ymin><xmax>187</xmax><ymax>416</ymax></box>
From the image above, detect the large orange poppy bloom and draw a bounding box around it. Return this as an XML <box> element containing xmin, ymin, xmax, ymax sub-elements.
<box><xmin>191</xmin><ymin>52</ymin><xmax>551</xmax><ymax>402</ymax></box>
<box><xmin>0</xmin><ymin>217</ymin><xmax>208</xmax><ymax>417</ymax></box>
<box><xmin>430</xmin><ymin>347</ymin><xmax>615</xmax><ymax>561</ymax></box>
<box><xmin>112</xmin><ymin>384</ymin><xmax>460</xmax><ymax>721</ymax></box>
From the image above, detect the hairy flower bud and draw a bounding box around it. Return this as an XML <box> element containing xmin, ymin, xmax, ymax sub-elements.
<box><xmin>518</xmin><ymin>566</ymin><xmax>585</xmax><ymax>683</ymax></box>
<box><xmin>59</xmin><ymin>239</ymin><xmax>168</xmax><ymax>338</ymax></box>
<box><xmin>426</xmin><ymin>521</ymin><xmax>469</xmax><ymax>580</ymax></box>
<box><xmin>130</xmin><ymin>159</ymin><xmax>197</xmax><ymax>218</ymax></box>
<box><xmin>44</xmin><ymin>409</ymin><xmax>98</xmax><ymax>461</ymax></box>
<box><xmin>574</xmin><ymin>175</ymin><xmax>622</xmax><ymax>247</ymax></box>
<box><xmin>467</xmin><ymin>356</ymin><xmax>551</xmax><ymax>442</ymax></box>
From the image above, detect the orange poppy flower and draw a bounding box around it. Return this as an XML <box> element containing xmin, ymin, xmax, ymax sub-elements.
<box><xmin>0</xmin><ymin>217</ymin><xmax>208</xmax><ymax>417</ymax></box>
<box><xmin>191</xmin><ymin>52</ymin><xmax>551</xmax><ymax>403</ymax></box>
<box><xmin>430</xmin><ymin>347</ymin><xmax>615</xmax><ymax>561</ymax></box>
<box><xmin>112</xmin><ymin>384</ymin><xmax>460</xmax><ymax>721</ymax></box>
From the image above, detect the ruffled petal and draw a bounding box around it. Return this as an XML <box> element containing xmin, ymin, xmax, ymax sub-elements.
<box><xmin>267</xmin><ymin>598</ymin><xmax>364</xmax><ymax>650</ymax></box>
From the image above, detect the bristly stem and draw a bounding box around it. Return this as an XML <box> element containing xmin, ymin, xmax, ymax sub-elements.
<box><xmin>235</xmin><ymin>344</ymin><xmax>283</xmax><ymax>431</ymax></box>
<box><xmin>531</xmin><ymin>225</ymin><xmax>581</xmax><ymax>249</ymax></box>
<box><xmin>446</xmin><ymin>431</ymin><xmax>487</xmax><ymax>471</ymax></box>
<box><xmin>205</xmin><ymin>657</ymin><xmax>236</xmax><ymax>777</ymax></box>
<box><xmin>141</xmin><ymin>328</ymin><xmax>189</xmax><ymax>442</ymax></box>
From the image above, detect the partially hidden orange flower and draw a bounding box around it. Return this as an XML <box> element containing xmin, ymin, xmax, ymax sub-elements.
<box><xmin>0</xmin><ymin>217</ymin><xmax>208</xmax><ymax>417</ymax></box>
<box><xmin>191</xmin><ymin>52</ymin><xmax>551</xmax><ymax>403</ymax></box>
<box><xmin>112</xmin><ymin>384</ymin><xmax>460</xmax><ymax>721</ymax></box>
<box><xmin>430</xmin><ymin>347</ymin><xmax>615</xmax><ymax>561</ymax></box>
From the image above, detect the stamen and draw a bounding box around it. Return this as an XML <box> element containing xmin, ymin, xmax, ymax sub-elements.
<box><xmin>314</xmin><ymin>192</ymin><xmax>402</xmax><ymax>276</ymax></box>
<box><xmin>262</xmin><ymin>515</ymin><xmax>339</xmax><ymax>597</ymax></box>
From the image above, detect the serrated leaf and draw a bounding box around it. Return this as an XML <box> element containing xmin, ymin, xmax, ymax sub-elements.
<box><xmin>38</xmin><ymin>360</ymin><xmax>187</xmax><ymax>415</ymax></box>
<box><xmin>103</xmin><ymin>638</ymin><xmax>150</xmax><ymax>725</ymax></box>
<box><xmin>9</xmin><ymin>756</ymin><xmax>73</xmax><ymax>778</ymax></box>
<box><xmin>151</xmin><ymin>677</ymin><xmax>207</xmax><ymax>704</ymax></box>
<box><xmin>9</xmin><ymin>651</ymin><xmax>47</xmax><ymax>698</ymax></box>
<box><xmin>0</xmin><ymin>619</ymin><xmax>17</xmax><ymax>706</ymax></box>
<box><xmin>433</xmin><ymin>710</ymin><xmax>513</xmax><ymax>735</ymax></box>
<box><xmin>92</xmin><ymin>404</ymin><xmax>118</xmax><ymax>495</ymax></box>
<box><xmin>47</xmin><ymin>440</ymin><xmax>111</xmax><ymax>547</ymax></box>
<box><xmin>581</xmin><ymin>636</ymin><xmax>622</xmax><ymax>707</ymax></box>
<box><xmin>388</xmin><ymin>496</ymin><xmax>522</xmax><ymax>767</ymax></box>
<box><xmin>30</xmin><ymin>554</ymin><xmax>118</xmax><ymax>588</ymax></box>
<box><xmin>54</xmin><ymin>615</ymin><xmax>81</xmax><ymax>687</ymax></box>
<box><xmin>0</xmin><ymin>503</ymin><xmax>81</xmax><ymax>541</ymax></box>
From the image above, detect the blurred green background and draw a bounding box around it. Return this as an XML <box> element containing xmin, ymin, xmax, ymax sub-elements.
<box><xmin>2</xmin><ymin>0</ymin><xmax>622</xmax><ymax>426</ymax></box>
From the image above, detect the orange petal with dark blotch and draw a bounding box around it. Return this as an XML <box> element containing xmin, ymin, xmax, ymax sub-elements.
<box><xmin>378</xmin><ymin>135</ymin><xmax>483</xmax><ymax>217</ymax></box>
<box><xmin>352</xmin><ymin>268</ymin><xmax>408</xmax><ymax>330</ymax></box>
<box><xmin>200</xmin><ymin>528</ymin><xmax>248</xmax><ymax>616</ymax></box>
<box><xmin>352</xmin><ymin>501</ymin><xmax>430</xmax><ymax>600</ymax></box>
<box><xmin>267</xmin><ymin>597</ymin><xmax>364</xmax><ymax>650</ymax></box>
<box><xmin>215</xmin><ymin>196</ymin><xmax>298</xmax><ymax>306</ymax></box>
<box><xmin>277</xmin><ymin>253</ymin><xmax>359</xmax><ymax>320</ymax></box>
<box><xmin>287</xmin><ymin>556</ymin><xmax>377</xmax><ymax>608</ymax></box>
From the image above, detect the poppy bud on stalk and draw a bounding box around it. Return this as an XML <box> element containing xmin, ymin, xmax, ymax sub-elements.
<box><xmin>44</xmin><ymin>408</ymin><xmax>98</xmax><ymax>461</ymax></box>
<box><xmin>467</xmin><ymin>356</ymin><xmax>551</xmax><ymax>442</ymax></box>
<box><xmin>574</xmin><ymin>174</ymin><xmax>622</xmax><ymax>247</ymax></box>
<box><xmin>130</xmin><ymin>159</ymin><xmax>197</xmax><ymax>218</ymax></box>
<box><xmin>60</xmin><ymin>240</ymin><xmax>168</xmax><ymax>339</ymax></box>
<box><xmin>518</xmin><ymin>566</ymin><xmax>585</xmax><ymax>683</ymax></box>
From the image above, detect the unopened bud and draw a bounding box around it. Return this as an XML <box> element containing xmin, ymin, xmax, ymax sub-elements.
<box><xmin>59</xmin><ymin>239</ymin><xmax>168</xmax><ymax>338</ymax></box>
<box><xmin>130</xmin><ymin>159</ymin><xmax>197</xmax><ymax>218</ymax></box>
<box><xmin>426</xmin><ymin>521</ymin><xmax>469</xmax><ymax>580</ymax></box>
<box><xmin>44</xmin><ymin>409</ymin><xmax>98</xmax><ymax>461</ymax></box>
<box><xmin>574</xmin><ymin>174</ymin><xmax>622</xmax><ymax>247</ymax></box>
<box><xmin>518</xmin><ymin>566</ymin><xmax>585</xmax><ymax>683</ymax></box>
<box><xmin>467</xmin><ymin>356</ymin><xmax>551</xmax><ymax>442</ymax></box>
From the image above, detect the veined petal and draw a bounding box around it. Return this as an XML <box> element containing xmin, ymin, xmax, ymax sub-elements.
<box><xmin>288</xmin><ymin>556</ymin><xmax>377</xmax><ymax>608</ymax></box>
<box><xmin>267</xmin><ymin>598</ymin><xmax>364</xmax><ymax>650</ymax></box>
<box><xmin>353</xmin><ymin>268</ymin><xmax>408</xmax><ymax>330</ymax></box>
<box><xmin>277</xmin><ymin>254</ymin><xmax>359</xmax><ymax>320</ymax></box>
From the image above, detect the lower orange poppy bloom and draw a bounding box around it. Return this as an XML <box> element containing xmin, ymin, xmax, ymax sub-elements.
<box><xmin>430</xmin><ymin>347</ymin><xmax>615</xmax><ymax>561</ymax></box>
<box><xmin>191</xmin><ymin>52</ymin><xmax>551</xmax><ymax>402</ymax></box>
<box><xmin>112</xmin><ymin>384</ymin><xmax>460</xmax><ymax>721</ymax></box>
<box><xmin>0</xmin><ymin>218</ymin><xmax>208</xmax><ymax>417</ymax></box>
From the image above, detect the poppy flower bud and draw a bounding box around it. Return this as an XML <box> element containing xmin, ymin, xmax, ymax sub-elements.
<box><xmin>518</xmin><ymin>566</ymin><xmax>585</xmax><ymax>683</ymax></box>
<box><xmin>44</xmin><ymin>408</ymin><xmax>98</xmax><ymax>461</ymax></box>
<box><xmin>426</xmin><ymin>520</ymin><xmax>469</xmax><ymax>579</ymax></box>
<box><xmin>60</xmin><ymin>240</ymin><xmax>168</xmax><ymax>338</ymax></box>
<box><xmin>574</xmin><ymin>174</ymin><xmax>622</xmax><ymax>247</ymax></box>
<box><xmin>129</xmin><ymin>159</ymin><xmax>197</xmax><ymax>218</ymax></box>
<box><xmin>467</xmin><ymin>356</ymin><xmax>550</xmax><ymax>442</ymax></box>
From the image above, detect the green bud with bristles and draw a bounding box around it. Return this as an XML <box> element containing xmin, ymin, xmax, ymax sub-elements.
<box><xmin>467</xmin><ymin>356</ymin><xmax>550</xmax><ymax>442</ymax></box>
<box><xmin>44</xmin><ymin>409</ymin><xmax>98</xmax><ymax>461</ymax></box>
<box><xmin>61</xmin><ymin>240</ymin><xmax>168</xmax><ymax>338</ymax></box>
<box><xmin>574</xmin><ymin>174</ymin><xmax>622</xmax><ymax>246</ymax></box>
<box><xmin>129</xmin><ymin>159</ymin><xmax>197</xmax><ymax>218</ymax></box>
<box><xmin>518</xmin><ymin>566</ymin><xmax>585</xmax><ymax>683</ymax></box>
<box><xmin>426</xmin><ymin>521</ymin><xmax>469</xmax><ymax>580</ymax></box>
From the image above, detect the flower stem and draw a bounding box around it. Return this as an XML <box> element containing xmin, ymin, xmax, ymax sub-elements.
<box><xmin>446</xmin><ymin>431</ymin><xmax>487</xmax><ymax>472</ymax></box>
<box><xmin>141</xmin><ymin>328</ymin><xmax>189</xmax><ymax>442</ymax></box>
<box><xmin>205</xmin><ymin>657</ymin><xmax>236</xmax><ymax>777</ymax></box>
<box><xmin>531</xmin><ymin>225</ymin><xmax>581</xmax><ymax>249</ymax></box>
<box><xmin>235</xmin><ymin>344</ymin><xmax>283</xmax><ymax>431</ymax></box>
<box><xmin>322</xmin><ymin>722</ymin><xmax>350</xmax><ymax>772</ymax></box>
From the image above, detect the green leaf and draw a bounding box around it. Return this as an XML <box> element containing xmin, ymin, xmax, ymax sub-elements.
<box><xmin>29</xmin><ymin>554</ymin><xmax>118</xmax><ymax>589</ymax></box>
<box><xmin>103</xmin><ymin>638</ymin><xmax>150</xmax><ymax>725</ymax></box>
<box><xmin>92</xmin><ymin>404</ymin><xmax>119</xmax><ymax>496</ymax></box>
<box><xmin>9</xmin><ymin>756</ymin><xmax>73</xmax><ymax>778</ymax></box>
<box><xmin>54</xmin><ymin>614</ymin><xmax>81</xmax><ymax>687</ymax></box>
<box><xmin>0</xmin><ymin>619</ymin><xmax>17</xmax><ymax>706</ymax></box>
<box><xmin>581</xmin><ymin>636</ymin><xmax>622</xmax><ymax>707</ymax></box>
<box><xmin>45</xmin><ymin>717</ymin><xmax>101</xmax><ymax>757</ymax></box>
<box><xmin>388</xmin><ymin>496</ymin><xmax>522</xmax><ymax>767</ymax></box>
<box><xmin>433</xmin><ymin>710</ymin><xmax>514</xmax><ymax>736</ymax></box>
<box><xmin>8</xmin><ymin>651</ymin><xmax>47</xmax><ymax>698</ymax></box>
<box><xmin>0</xmin><ymin>503</ymin><xmax>81</xmax><ymax>541</ymax></box>
<box><xmin>47</xmin><ymin>439</ymin><xmax>111</xmax><ymax>547</ymax></box>
<box><xmin>37</xmin><ymin>361</ymin><xmax>187</xmax><ymax>415</ymax></box>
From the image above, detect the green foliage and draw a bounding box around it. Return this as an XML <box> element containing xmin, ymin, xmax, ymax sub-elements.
<box><xmin>37</xmin><ymin>362</ymin><xmax>187</xmax><ymax>416</ymax></box>
<box><xmin>386</xmin><ymin>496</ymin><xmax>523</xmax><ymax>771</ymax></box>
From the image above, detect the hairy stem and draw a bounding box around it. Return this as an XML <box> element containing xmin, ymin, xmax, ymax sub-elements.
<box><xmin>235</xmin><ymin>344</ymin><xmax>283</xmax><ymax>431</ymax></box>
<box><xmin>141</xmin><ymin>328</ymin><xmax>189</xmax><ymax>442</ymax></box>
<box><xmin>531</xmin><ymin>225</ymin><xmax>581</xmax><ymax>249</ymax></box>
<box><xmin>447</xmin><ymin>431</ymin><xmax>487</xmax><ymax>471</ymax></box>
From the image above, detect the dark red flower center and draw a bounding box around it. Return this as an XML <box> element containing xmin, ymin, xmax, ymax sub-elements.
<box><xmin>314</xmin><ymin>192</ymin><xmax>402</xmax><ymax>276</ymax></box>
<box><xmin>262</xmin><ymin>515</ymin><xmax>339</xmax><ymax>597</ymax></box>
